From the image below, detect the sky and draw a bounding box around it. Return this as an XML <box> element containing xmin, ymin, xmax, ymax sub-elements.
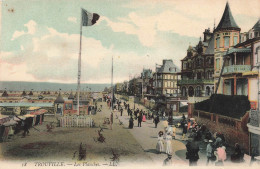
<box><xmin>0</xmin><ymin>0</ymin><xmax>259</xmax><ymax>84</ymax></box>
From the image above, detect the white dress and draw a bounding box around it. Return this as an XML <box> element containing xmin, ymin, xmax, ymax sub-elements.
<box><xmin>156</xmin><ymin>136</ymin><xmax>164</xmax><ymax>153</ymax></box>
<box><xmin>165</xmin><ymin>135</ymin><xmax>172</xmax><ymax>155</ymax></box>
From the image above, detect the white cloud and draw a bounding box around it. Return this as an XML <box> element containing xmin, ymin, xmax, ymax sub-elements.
<box><xmin>68</xmin><ymin>17</ymin><xmax>77</xmax><ymax>23</ymax></box>
<box><xmin>105</xmin><ymin>0</ymin><xmax>260</xmax><ymax>46</ymax></box>
<box><xmin>11</xmin><ymin>20</ymin><xmax>37</xmax><ymax>40</ymax></box>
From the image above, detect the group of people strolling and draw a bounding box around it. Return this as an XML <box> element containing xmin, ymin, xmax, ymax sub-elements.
<box><xmin>156</xmin><ymin>129</ymin><xmax>174</xmax><ymax>155</ymax></box>
<box><xmin>128</xmin><ymin>108</ymin><xmax>148</xmax><ymax>128</ymax></box>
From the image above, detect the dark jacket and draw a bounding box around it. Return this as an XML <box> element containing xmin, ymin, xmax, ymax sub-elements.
<box><xmin>186</xmin><ymin>141</ymin><xmax>199</xmax><ymax>161</ymax></box>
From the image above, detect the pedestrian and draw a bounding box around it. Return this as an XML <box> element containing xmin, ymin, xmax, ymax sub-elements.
<box><xmin>206</xmin><ymin>140</ymin><xmax>214</xmax><ymax>166</ymax></box>
<box><xmin>154</xmin><ymin>115</ymin><xmax>160</xmax><ymax>128</ymax></box>
<box><xmin>182</xmin><ymin>123</ymin><xmax>188</xmax><ymax>140</ymax></box>
<box><xmin>172</xmin><ymin>125</ymin><xmax>176</xmax><ymax>139</ymax></box>
<box><xmin>186</xmin><ymin>138</ymin><xmax>200</xmax><ymax>166</ymax></box>
<box><xmin>231</xmin><ymin>143</ymin><xmax>244</xmax><ymax>163</ymax></box>
<box><xmin>163</xmin><ymin>111</ymin><xmax>166</xmax><ymax>120</ymax></box>
<box><xmin>22</xmin><ymin>121</ymin><xmax>29</xmax><ymax>137</ymax></box>
<box><xmin>215</xmin><ymin>145</ymin><xmax>226</xmax><ymax>166</ymax></box>
<box><xmin>156</xmin><ymin>131</ymin><xmax>164</xmax><ymax>154</ymax></box>
<box><xmin>142</xmin><ymin>113</ymin><xmax>146</xmax><ymax>122</ymax></box>
<box><xmin>127</xmin><ymin>107</ymin><xmax>130</xmax><ymax>116</ymax></box>
<box><xmin>187</xmin><ymin>119</ymin><xmax>191</xmax><ymax>131</ymax></box>
<box><xmin>165</xmin><ymin>132</ymin><xmax>172</xmax><ymax>155</ymax></box>
<box><xmin>163</xmin><ymin>154</ymin><xmax>172</xmax><ymax>166</ymax></box>
<box><xmin>120</xmin><ymin>107</ymin><xmax>123</xmax><ymax>116</ymax></box>
<box><xmin>129</xmin><ymin>116</ymin><xmax>134</xmax><ymax>129</ymax></box>
<box><xmin>110</xmin><ymin>112</ymin><xmax>113</xmax><ymax>130</ymax></box>
<box><xmin>166</xmin><ymin>125</ymin><xmax>173</xmax><ymax>136</ymax></box>
<box><xmin>138</xmin><ymin>113</ymin><xmax>142</xmax><ymax>127</ymax></box>
<box><xmin>182</xmin><ymin>114</ymin><xmax>186</xmax><ymax>122</ymax></box>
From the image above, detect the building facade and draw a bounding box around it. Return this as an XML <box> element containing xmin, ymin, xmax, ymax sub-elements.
<box><xmin>178</xmin><ymin>28</ymin><xmax>215</xmax><ymax>97</ymax></box>
<box><xmin>153</xmin><ymin>59</ymin><xmax>179</xmax><ymax>96</ymax></box>
<box><xmin>213</xmin><ymin>2</ymin><xmax>241</xmax><ymax>94</ymax></box>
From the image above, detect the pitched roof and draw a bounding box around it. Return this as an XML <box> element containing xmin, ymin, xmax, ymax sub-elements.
<box><xmin>68</xmin><ymin>91</ymin><xmax>74</xmax><ymax>100</ymax></box>
<box><xmin>205</xmin><ymin>36</ymin><xmax>215</xmax><ymax>55</ymax></box>
<box><xmin>215</xmin><ymin>2</ymin><xmax>240</xmax><ymax>31</ymax></box>
<box><xmin>252</xmin><ymin>19</ymin><xmax>260</xmax><ymax>31</ymax></box>
<box><xmin>54</xmin><ymin>92</ymin><xmax>65</xmax><ymax>103</ymax></box>
<box><xmin>157</xmin><ymin>60</ymin><xmax>180</xmax><ymax>73</ymax></box>
<box><xmin>2</xmin><ymin>90</ymin><xmax>8</xmax><ymax>97</ymax></box>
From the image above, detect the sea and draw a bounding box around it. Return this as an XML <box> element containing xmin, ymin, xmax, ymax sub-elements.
<box><xmin>0</xmin><ymin>81</ymin><xmax>111</xmax><ymax>92</ymax></box>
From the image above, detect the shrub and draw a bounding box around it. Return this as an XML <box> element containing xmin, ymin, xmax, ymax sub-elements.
<box><xmin>195</xmin><ymin>94</ymin><xmax>250</xmax><ymax>119</ymax></box>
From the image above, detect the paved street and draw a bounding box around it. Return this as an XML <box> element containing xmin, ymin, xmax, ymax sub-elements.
<box><xmin>115</xmin><ymin>98</ymin><xmax>194</xmax><ymax>166</ymax></box>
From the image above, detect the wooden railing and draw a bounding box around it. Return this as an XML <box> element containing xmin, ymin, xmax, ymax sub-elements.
<box><xmin>59</xmin><ymin>116</ymin><xmax>93</xmax><ymax>127</ymax></box>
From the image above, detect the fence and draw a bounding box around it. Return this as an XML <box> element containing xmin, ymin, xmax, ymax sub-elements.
<box><xmin>59</xmin><ymin>116</ymin><xmax>93</xmax><ymax>128</ymax></box>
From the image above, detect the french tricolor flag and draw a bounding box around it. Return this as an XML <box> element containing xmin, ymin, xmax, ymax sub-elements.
<box><xmin>81</xmin><ymin>8</ymin><xmax>100</xmax><ymax>26</ymax></box>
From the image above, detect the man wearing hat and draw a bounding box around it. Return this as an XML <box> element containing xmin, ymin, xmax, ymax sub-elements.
<box><xmin>206</xmin><ymin>140</ymin><xmax>214</xmax><ymax>165</ymax></box>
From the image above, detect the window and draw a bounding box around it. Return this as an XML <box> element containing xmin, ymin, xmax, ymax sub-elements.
<box><xmin>206</xmin><ymin>86</ymin><xmax>211</xmax><ymax>96</ymax></box>
<box><xmin>195</xmin><ymin>86</ymin><xmax>201</xmax><ymax>97</ymax></box>
<box><xmin>216</xmin><ymin>59</ymin><xmax>220</xmax><ymax>70</ymax></box>
<box><xmin>216</xmin><ymin>37</ymin><xmax>220</xmax><ymax>48</ymax></box>
<box><xmin>233</xmin><ymin>36</ymin><xmax>238</xmax><ymax>46</ymax></box>
<box><xmin>182</xmin><ymin>87</ymin><xmax>187</xmax><ymax>96</ymax></box>
<box><xmin>224</xmin><ymin>36</ymin><xmax>230</xmax><ymax>48</ymax></box>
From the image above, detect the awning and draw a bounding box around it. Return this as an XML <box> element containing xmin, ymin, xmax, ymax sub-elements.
<box><xmin>30</xmin><ymin>109</ymin><xmax>47</xmax><ymax>115</ymax></box>
<box><xmin>226</xmin><ymin>48</ymin><xmax>251</xmax><ymax>55</ymax></box>
<box><xmin>3</xmin><ymin>120</ymin><xmax>17</xmax><ymax>126</ymax></box>
<box><xmin>27</xmin><ymin>107</ymin><xmax>41</xmax><ymax>111</ymax></box>
<box><xmin>242</xmin><ymin>71</ymin><xmax>258</xmax><ymax>76</ymax></box>
<box><xmin>14</xmin><ymin>116</ymin><xmax>26</xmax><ymax>121</ymax></box>
<box><xmin>23</xmin><ymin>114</ymin><xmax>35</xmax><ymax>118</ymax></box>
<box><xmin>0</xmin><ymin>115</ymin><xmax>10</xmax><ymax>125</ymax></box>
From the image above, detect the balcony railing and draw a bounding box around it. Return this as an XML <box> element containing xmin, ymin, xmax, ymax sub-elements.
<box><xmin>223</xmin><ymin>65</ymin><xmax>251</xmax><ymax>74</ymax></box>
<box><xmin>177</xmin><ymin>79</ymin><xmax>214</xmax><ymax>85</ymax></box>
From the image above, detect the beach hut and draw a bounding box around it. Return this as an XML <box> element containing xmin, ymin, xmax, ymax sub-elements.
<box><xmin>1</xmin><ymin>119</ymin><xmax>17</xmax><ymax>142</ymax></box>
<box><xmin>23</xmin><ymin>114</ymin><xmax>35</xmax><ymax>127</ymax></box>
<box><xmin>0</xmin><ymin>115</ymin><xmax>10</xmax><ymax>125</ymax></box>
<box><xmin>13</xmin><ymin>116</ymin><xmax>26</xmax><ymax>133</ymax></box>
<box><xmin>30</xmin><ymin>109</ymin><xmax>47</xmax><ymax>125</ymax></box>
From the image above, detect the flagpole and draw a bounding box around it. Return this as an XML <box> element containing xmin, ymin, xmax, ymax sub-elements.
<box><xmin>77</xmin><ymin>9</ymin><xmax>83</xmax><ymax>116</ymax></box>
<box><xmin>111</xmin><ymin>56</ymin><xmax>114</xmax><ymax>112</ymax></box>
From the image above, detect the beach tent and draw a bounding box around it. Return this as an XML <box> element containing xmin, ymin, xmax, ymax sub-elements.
<box><xmin>23</xmin><ymin>114</ymin><xmax>36</xmax><ymax>127</ymax></box>
<box><xmin>13</xmin><ymin>116</ymin><xmax>27</xmax><ymax>133</ymax></box>
<box><xmin>1</xmin><ymin>119</ymin><xmax>17</xmax><ymax>142</ymax></box>
<box><xmin>0</xmin><ymin>115</ymin><xmax>10</xmax><ymax>125</ymax></box>
<box><xmin>30</xmin><ymin>109</ymin><xmax>47</xmax><ymax>125</ymax></box>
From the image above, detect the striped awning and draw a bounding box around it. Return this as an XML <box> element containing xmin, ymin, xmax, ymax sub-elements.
<box><xmin>226</xmin><ymin>48</ymin><xmax>251</xmax><ymax>55</ymax></box>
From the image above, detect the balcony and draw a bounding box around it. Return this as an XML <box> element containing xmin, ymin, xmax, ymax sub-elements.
<box><xmin>177</xmin><ymin>79</ymin><xmax>214</xmax><ymax>85</ymax></box>
<box><xmin>223</xmin><ymin>65</ymin><xmax>251</xmax><ymax>75</ymax></box>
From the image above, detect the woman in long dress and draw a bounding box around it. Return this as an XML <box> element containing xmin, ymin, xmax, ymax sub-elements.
<box><xmin>156</xmin><ymin>131</ymin><xmax>164</xmax><ymax>154</ymax></box>
<box><xmin>129</xmin><ymin>116</ymin><xmax>134</xmax><ymax>129</ymax></box>
<box><xmin>142</xmin><ymin>114</ymin><xmax>146</xmax><ymax>122</ymax></box>
<box><xmin>165</xmin><ymin>132</ymin><xmax>172</xmax><ymax>155</ymax></box>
